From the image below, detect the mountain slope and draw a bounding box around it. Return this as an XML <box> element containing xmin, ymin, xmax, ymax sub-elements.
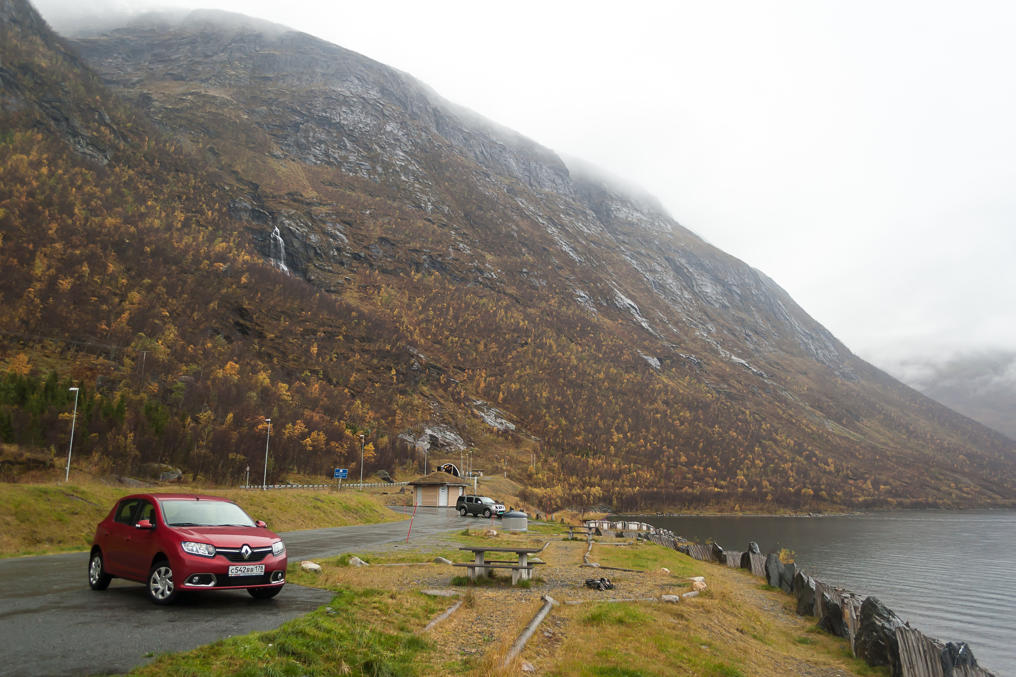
<box><xmin>3</xmin><ymin>2</ymin><xmax>1014</xmax><ymax>509</ymax></box>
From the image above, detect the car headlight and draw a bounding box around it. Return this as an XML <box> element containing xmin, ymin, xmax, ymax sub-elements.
<box><xmin>272</xmin><ymin>540</ymin><xmax>285</xmax><ymax>557</ymax></box>
<box><xmin>181</xmin><ymin>541</ymin><xmax>216</xmax><ymax>558</ymax></box>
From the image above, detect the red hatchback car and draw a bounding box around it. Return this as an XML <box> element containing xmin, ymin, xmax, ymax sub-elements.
<box><xmin>89</xmin><ymin>493</ymin><xmax>287</xmax><ymax>604</ymax></box>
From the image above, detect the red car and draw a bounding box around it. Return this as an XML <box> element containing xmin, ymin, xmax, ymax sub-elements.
<box><xmin>88</xmin><ymin>493</ymin><xmax>287</xmax><ymax>604</ymax></box>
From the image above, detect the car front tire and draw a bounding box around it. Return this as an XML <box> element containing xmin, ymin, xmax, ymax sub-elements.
<box><xmin>482</xmin><ymin>508</ymin><xmax>492</xmax><ymax>518</ymax></box>
<box><xmin>88</xmin><ymin>550</ymin><xmax>111</xmax><ymax>590</ymax></box>
<box><xmin>248</xmin><ymin>586</ymin><xmax>282</xmax><ymax>599</ymax></box>
<box><xmin>147</xmin><ymin>560</ymin><xmax>178</xmax><ymax>605</ymax></box>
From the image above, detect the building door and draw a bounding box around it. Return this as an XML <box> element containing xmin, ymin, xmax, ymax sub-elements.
<box><xmin>439</xmin><ymin>485</ymin><xmax>449</xmax><ymax>507</ymax></box>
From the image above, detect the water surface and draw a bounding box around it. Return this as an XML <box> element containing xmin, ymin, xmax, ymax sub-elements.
<box><xmin>622</xmin><ymin>511</ymin><xmax>1016</xmax><ymax>674</ymax></box>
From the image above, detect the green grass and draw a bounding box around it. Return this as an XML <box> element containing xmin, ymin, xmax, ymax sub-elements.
<box><xmin>526</xmin><ymin>521</ymin><xmax>568</xmax><ymax>535</ymax></box>
<box><xmin>307</xmin><ymin>548</ymin><xmax>472</xmax><ymax>568</ymax></box>
<box><xmin>591</xmin><ymin>542</ymin><xmax>702</xmax><ymax>577</ymax></box>
<box><xmin>0</xmin><ymin>481</ymin><xmax>402</xmax><ymax>558</ymax></box>
<box><xmin>582</xmin><ymin>603</ymin><xmax>652</xmax><ymax>626</ymax></box>
<box><xmin>131</xmin><ymin>588</ymin><xmax>444</xmax><ymax>676</ymax></box>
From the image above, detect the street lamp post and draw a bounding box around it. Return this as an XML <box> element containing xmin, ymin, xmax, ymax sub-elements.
<box><xmin>359</xmin><ymin>433</ymin><xmax>365</xmax><ymax>488</ymax></box>
<box><xmin>262</xmin><ymin>418</ymin><xmax>272</xmax><ymax>490</ymax></box>
<box><xmin>65</xmin><ymin>387</ymin><xmax>79</xmax><ymax>483</ymax></box>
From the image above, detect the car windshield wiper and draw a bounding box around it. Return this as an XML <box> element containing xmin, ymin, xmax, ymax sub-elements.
<box><xmin>168</xmin><ymin>522</ymin><xmax>199</xmax><ymax>526</ymax></box>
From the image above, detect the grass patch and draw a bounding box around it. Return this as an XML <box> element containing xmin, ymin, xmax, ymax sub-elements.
<box><xmin>130</xmin><ymin>588</ymin><xmax>444</xmax><ymax>676</ymax></box>
<box><xmin>536</xmin><ymin>541</ymin><xmax>883</xmax><ymax>677</ymax></box>
<box><xmin>526</xmin><ymin>521</ymin><xmax>568</xmax><ymax>535</ymax></box>
<box><xmin>582</xmin><ymin>603</ymin><xmax>652</xmax><ymax>626</ymax></box>
<box><xmin>591</xmin><ymin>541</ymin><xmax>702</xmax><ymax>577</ymax></box>
<box><xmin>0</xmin><ymin>481</ymin><xmax>402</xmax><ymax>558</ymax></box>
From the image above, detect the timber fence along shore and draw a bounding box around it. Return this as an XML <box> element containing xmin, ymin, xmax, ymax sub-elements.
<box><xmin>586</xmin><ymin>519</ymin><xmax>996</xmax><ymax>677</ymax></box>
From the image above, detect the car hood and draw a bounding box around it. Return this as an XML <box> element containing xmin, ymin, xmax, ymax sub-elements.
<box><xmin>170</xmin><ymin>526</ymin><xmax>281</xmax><ymax>546</ymax></box>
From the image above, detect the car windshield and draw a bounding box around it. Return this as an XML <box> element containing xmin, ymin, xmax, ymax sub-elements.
<box><xmin>159</xmin><ymin>499</ymin><xmax>256</xmax><ymax>527</ymax></box>
<box><xmin>480</xmin><ymin>497</ymin><xmax>494</xmax><ymax>504</ymax></box>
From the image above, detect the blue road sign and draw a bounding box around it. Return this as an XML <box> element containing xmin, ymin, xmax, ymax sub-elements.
<box><xmin>334</xmin><ymin>468</ymin><xmax>348</xmax><ymax>479</ymax></box>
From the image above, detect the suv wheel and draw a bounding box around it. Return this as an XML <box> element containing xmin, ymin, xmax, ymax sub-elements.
<box><xmin>482</xmin><ymin>508</ymin><xmax>492</xmax><ymax>518</ymax></box>
<box><xmin>458</xmin><ymin>506</ymin><xmax>467</xmax><ymax>517</ymax></box>
<box><xmin>88</xmin><ymin>550</ymin><xmax>111</xmax><ymax>590</ymax></box>
<box><xmin>147</xmin><ymin>560</ymin><xmax>179</xmax><ymax>605</ymax></box>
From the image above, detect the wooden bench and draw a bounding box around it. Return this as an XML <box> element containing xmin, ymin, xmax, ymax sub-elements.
<box><xmin>452</xmin><ymin>562</ymin><xmax>534</xmax><ymax>585</ymax></box>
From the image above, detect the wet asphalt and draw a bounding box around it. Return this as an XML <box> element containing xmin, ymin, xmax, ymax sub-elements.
<box><xmin>0</xmin><ymin>506</ymin><xmax>468</xmax><ymax>676</ymax></box>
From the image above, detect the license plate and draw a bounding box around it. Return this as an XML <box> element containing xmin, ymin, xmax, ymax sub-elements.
<box><xmin>228</xmin><ymin>564</ymin><xmax>265</xmax><ymax>577</ymax></box>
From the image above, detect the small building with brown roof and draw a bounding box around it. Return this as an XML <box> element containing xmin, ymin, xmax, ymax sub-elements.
<box><xmin>408</xmin><ymin>470</ymin><xmax>468</xmax><ymax>508</ymax></box>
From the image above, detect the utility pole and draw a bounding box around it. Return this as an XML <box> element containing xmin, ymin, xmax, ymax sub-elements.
<box><xmin>65</xmin><ymin>387</ymin><xmax>80</xmax><ymax>483</ymax></box>
<box><xmin>359</xmin><ymin>433</ymin><xmax>365</xmax><ymax>488</ymax></box>
<box><xmin>262</xmin><ymin>418</ymin><xmax>272</xmax><ymax>490</ymax></box>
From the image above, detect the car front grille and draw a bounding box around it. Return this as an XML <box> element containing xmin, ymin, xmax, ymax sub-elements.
<box><xmin>216</xmin><ymin>546</ymin><xmax>272</xmax><ymax>563</ymax></box>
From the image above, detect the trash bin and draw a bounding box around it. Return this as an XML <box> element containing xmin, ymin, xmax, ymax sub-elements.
<box><xmin>501</xmin><ymin>510</ymin><xmax>528</xmax><ymax>532</ymax></box>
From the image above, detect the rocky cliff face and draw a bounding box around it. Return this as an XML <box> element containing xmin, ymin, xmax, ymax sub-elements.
<box><xmin>72</xmin><ymin>11</ymin><xmax>854</xmax><ymax>380</ymax></box>
<box><xmin>28</xmin><ymin>8</ymin><xmax>1014</xmax><ymax>508</ymax></box>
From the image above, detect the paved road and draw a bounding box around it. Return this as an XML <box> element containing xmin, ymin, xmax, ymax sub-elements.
<box><xmin>0</xmin><ymin>506</ymin><xmax>468</xmax><ymax>676</ymax></box>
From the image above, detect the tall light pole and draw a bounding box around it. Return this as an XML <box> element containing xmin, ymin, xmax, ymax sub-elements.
<box><xmin>262</xmin><ymin>418</ymin><xmax>271</xmax><ymax>490</ymax></box>
<box><xmin>65</xmin><ymin>387</ymin><xmax>79</xmax><ymax>483</ymax></box>
<box><xmin>359</xmin><ymin>433</ymin><xmax>365</xmax><ymax>488</ymax></box>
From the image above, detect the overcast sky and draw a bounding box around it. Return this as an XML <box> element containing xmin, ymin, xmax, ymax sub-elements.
<box><xmin>33</xmin><ymin>0</ymin><xmax>1016</xmax><ymax>384</ymax></box>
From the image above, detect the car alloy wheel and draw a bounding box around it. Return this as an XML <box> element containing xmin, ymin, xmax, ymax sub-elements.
<box><xmin>147</xmin><ymin>561</ymin><xmax>178</xmax><ymax>604</ymax></box>
<box><xmin>88</xmin><ymin>551</ymin><xmax>111</xmax><ymax>590</ymax></box>
<box><xmin>483</xmin><ymin>508</ymin><xmax>492</xmax><ymax>518</ymax></box>
<box><xmin>458</xmin><ymin>507</ymin><xmax>467</xmax><ymax>516</ymax></box>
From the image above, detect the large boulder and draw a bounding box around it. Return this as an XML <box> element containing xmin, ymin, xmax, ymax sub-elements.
<box><xmin>765</xmin><ymin>552</ymin><xmax>782</xmax><ymax>588</ymax></box>
<box><xmin>747</xmin><ymin>541</ymin><xmax>761</xmax><ymax>554</ymax></box>
<box><xmin>854</xmin><ymin>596</ymin><xmax>904</xmax><ymax>674</ymax></box>
<box><xmin>778</xmin><ymin>561</ymin><xmax>797</xmax><ymax>594</ymax></box>
<box><xmin>818</xmin><ymin>590</ymin><xmax>847</xmax><ymax>638</ymax></box>
<box><xmin>710</xmin><ymin>542</ymin><xmax>725</xmax><ymax>563</ymax></box>
<box><xmin>941</xmin><ymin>641</ymin><xmax>981</xmax><ymax>674</ymax></box>
<box><xmin>793</xmin><ymin>570</ymin><xmax>816</xmax><ymax>617</ymax></box>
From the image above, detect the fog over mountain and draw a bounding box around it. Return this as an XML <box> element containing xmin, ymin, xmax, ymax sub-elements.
<box><xmin>894</xmin><ymin>350</ymin><xmax>1016</xmax><ymax>441</ymax></box>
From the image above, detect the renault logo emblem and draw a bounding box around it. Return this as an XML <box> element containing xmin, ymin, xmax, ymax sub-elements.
<box><xmin>241</xmin><ymin>545</ymin><xmax>252</xmax><ymax>560</ymax></box>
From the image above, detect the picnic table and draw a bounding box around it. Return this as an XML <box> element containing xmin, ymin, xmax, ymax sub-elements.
<box><xmin>453</xmin><ymin>544</ymin><xmax>547</xmax><ymax>585</ymax></box>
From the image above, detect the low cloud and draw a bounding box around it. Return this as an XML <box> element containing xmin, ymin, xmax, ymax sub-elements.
<box><xmin>887</xmin><ymin>349</ymin><xmax>1016</xmax><ymax>440</ymax></box>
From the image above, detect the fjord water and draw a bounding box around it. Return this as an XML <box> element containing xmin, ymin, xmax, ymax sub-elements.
<box><xmin>629</xmin><ymin>511</ymin><xmax>1016</xmax><ymax>673</ymax></box>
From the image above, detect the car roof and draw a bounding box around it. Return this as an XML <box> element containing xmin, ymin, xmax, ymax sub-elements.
<box><xmin>119</xmin><ymin>493</ymin><xmax>234</xmax><ymax>503</ymax></box>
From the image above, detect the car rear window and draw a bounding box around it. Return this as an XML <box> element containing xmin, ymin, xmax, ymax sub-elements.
<box><xmin>114</xmin><ymin>499</ymin><xmax>138</xmax><ymax>524</ymax></box>
<box><xmin>159</xmin><ymin>499</ymin><xmax>256</xmax><ymax>527</ymax></box>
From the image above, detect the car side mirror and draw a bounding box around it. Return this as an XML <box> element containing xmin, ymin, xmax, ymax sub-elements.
<box><xmin>135</xmin><ymin>519</ymin><xmax>154</xmax><ymax>530</ymax></box>
<box><xmin>256</xmin><ymin>520</ymin><xmax>267</xmax><ymax>528</ymax></box>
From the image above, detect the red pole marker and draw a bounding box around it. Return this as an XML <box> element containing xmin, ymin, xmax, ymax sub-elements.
<box><xmin>406</xmin><ymin>503</ymin><xmax>419</xmax><ymax>542</ymax></box>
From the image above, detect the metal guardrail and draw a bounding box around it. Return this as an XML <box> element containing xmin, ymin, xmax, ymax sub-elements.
<box><xmin>242</xmin><ymin>481</ymin><xmax>410</xmax><ymax>490</ymax></box>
